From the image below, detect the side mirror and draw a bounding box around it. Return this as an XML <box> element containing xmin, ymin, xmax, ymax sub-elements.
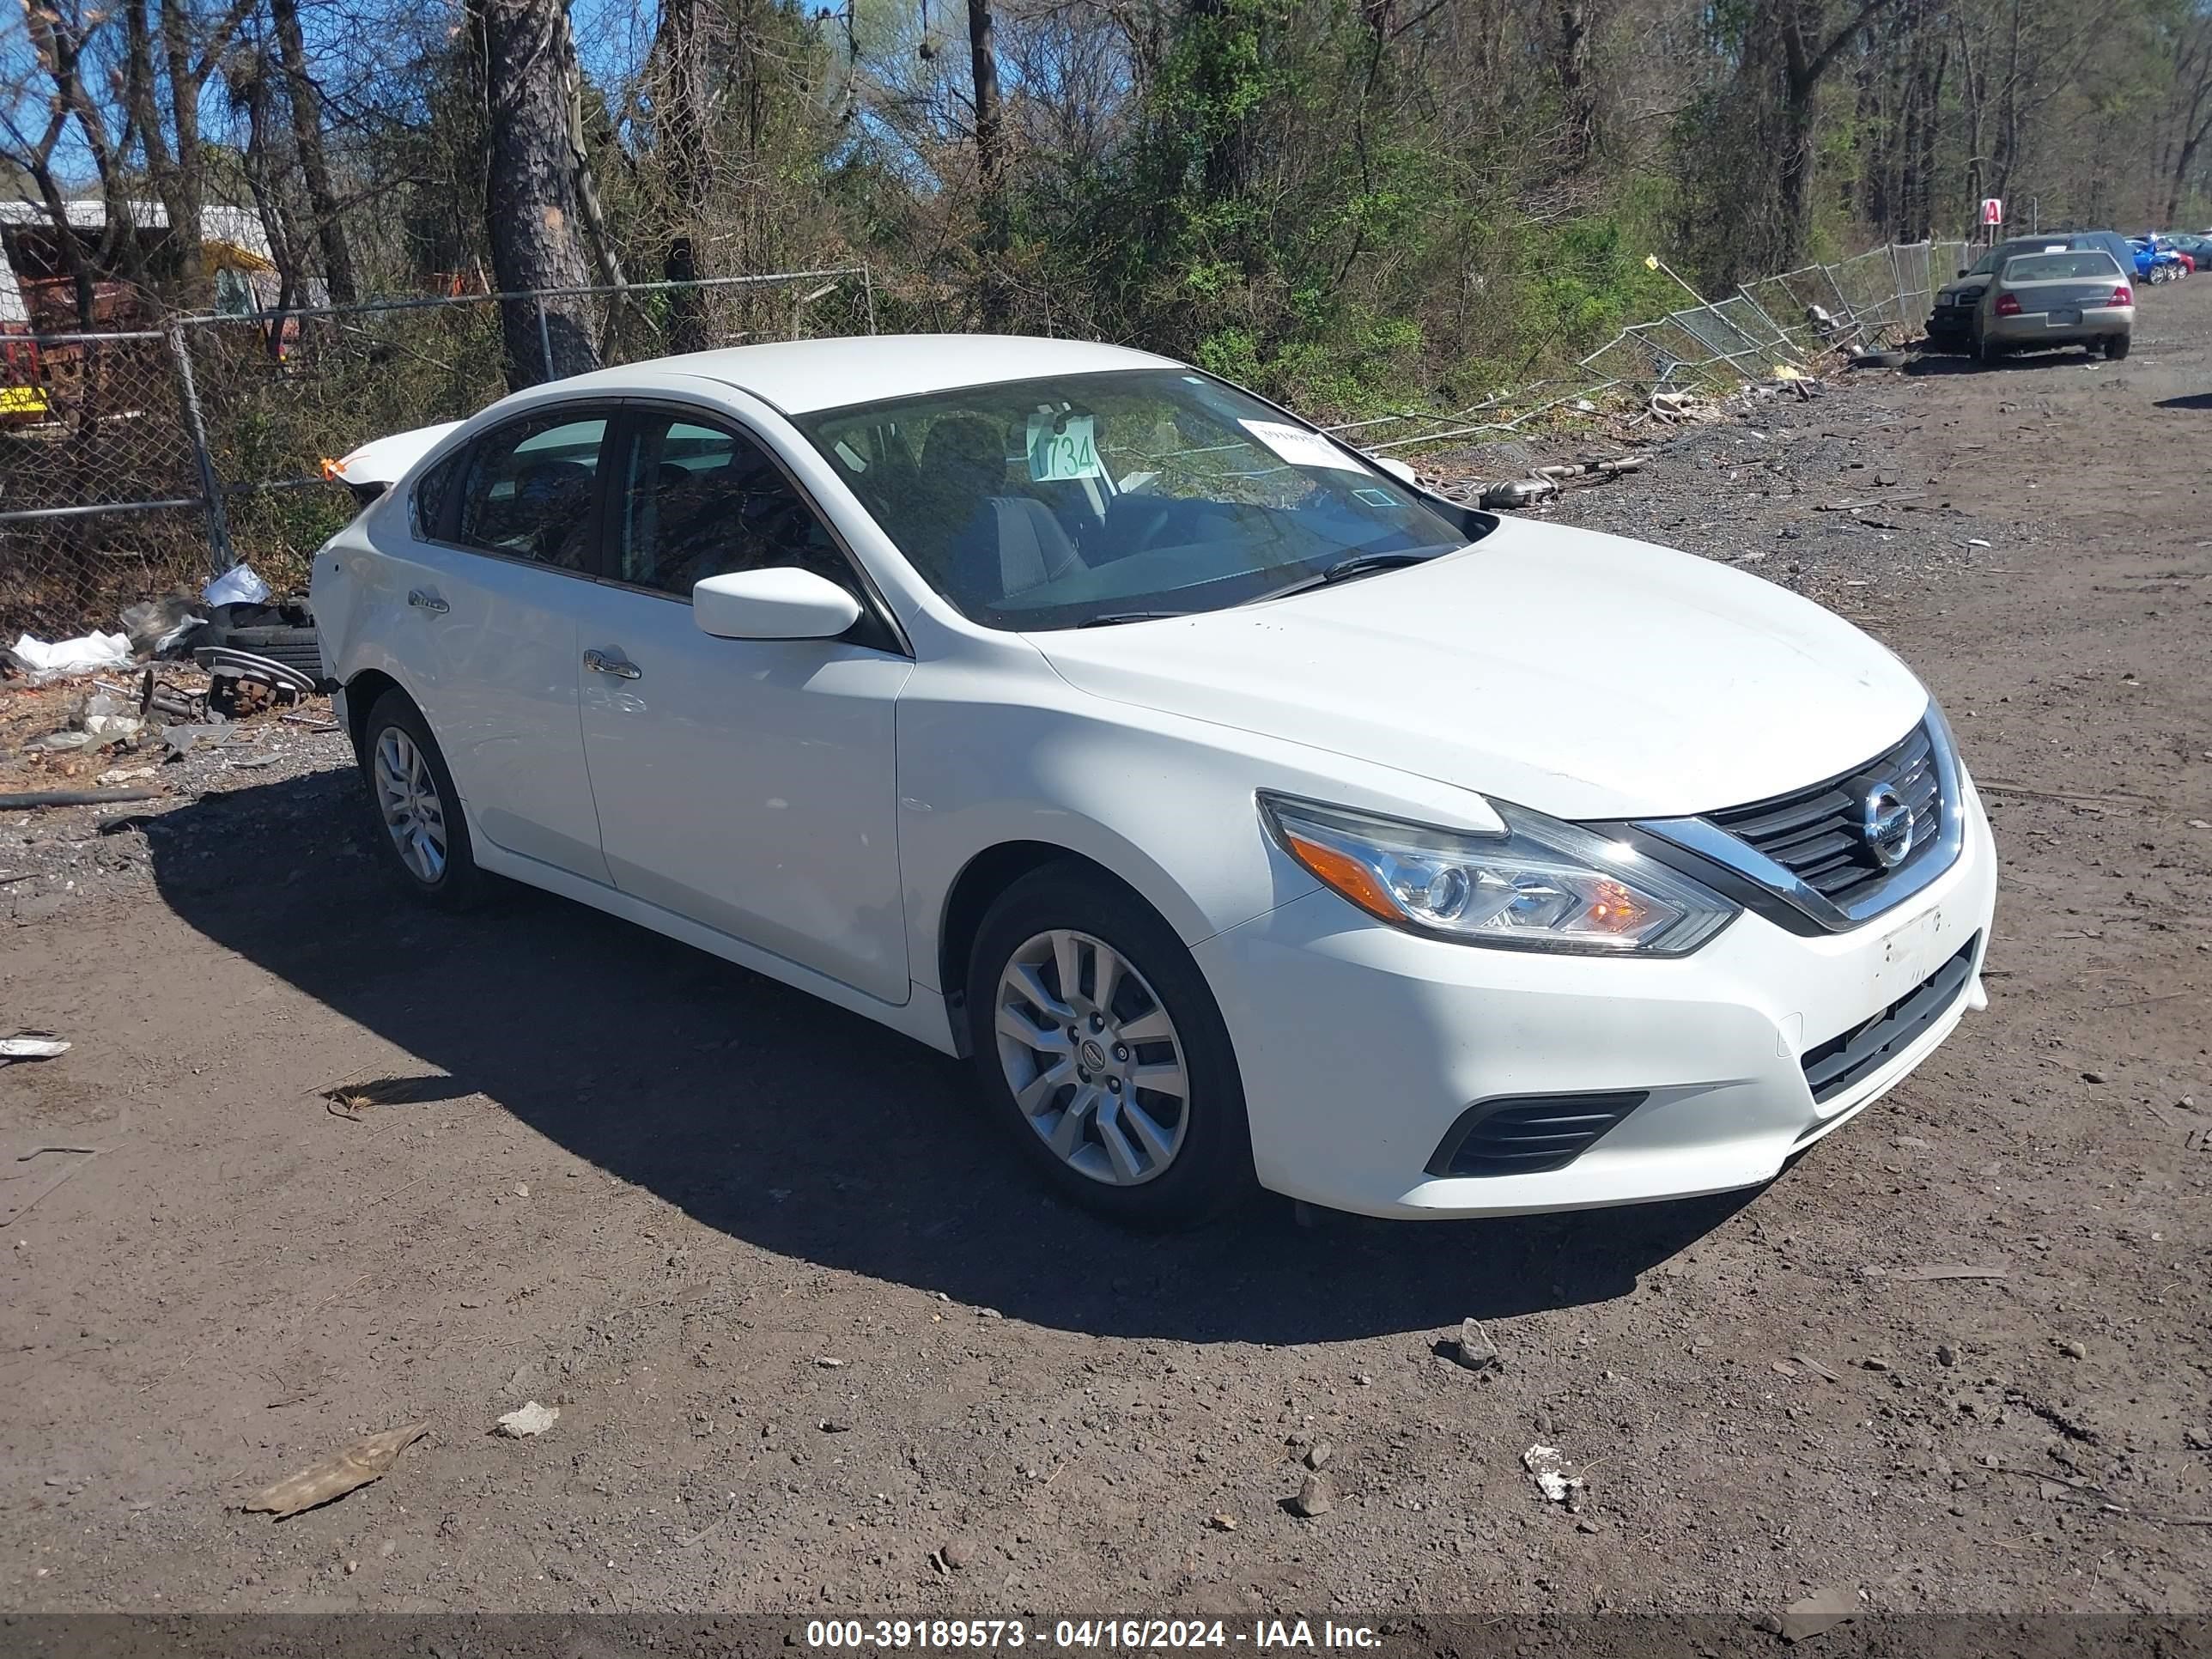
<box><xmin>1372</xmin><ymin>456</ymin><xmax>1419</xmax><ymax>487</ymax></box>
<box><xmin>693</xmin><ymin>568</ymin><xmax>861</xmax><ymax>641</ymax></box>
<box><xmin>1955</xmin><ymin>268</ymin><xmax>1968</xmax><ymax>278</ymax></box>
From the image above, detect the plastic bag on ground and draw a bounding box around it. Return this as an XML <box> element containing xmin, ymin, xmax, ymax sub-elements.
<box><xmin>202</xmin><ymin>563</ymin><xmax>273</xmax><ymax>607</ymax></box>
<box><xmin>119</xmin><ymin>595</ymin><xmax>209</xmax><ymax>657</ymax></box>
<box><xmin>6</xmin><ymin>631</ymin><xmax>134</xmax><ymax>686</ymax></box>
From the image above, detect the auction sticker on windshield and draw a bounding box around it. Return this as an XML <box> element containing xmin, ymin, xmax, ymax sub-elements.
<box><xmin>1239</xmin><ymin>418</ymin><xmax>1366</xmax><ymax>472</ymax></box>
<box><xmin>1028</xmin><ymin>412</ymin><xmax>1104</xmax><ymax>482</ymax></box>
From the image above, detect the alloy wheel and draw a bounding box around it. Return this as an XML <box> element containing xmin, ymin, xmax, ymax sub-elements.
<box><xmin>372</xmin><ymin>726</ymin><xmax>448</xmax><ymax>884</ymax></box>
<box><xmin>994</xmin><ymin>928</ymin><xmax>1189</xmax><ymax>1186</ymax></box>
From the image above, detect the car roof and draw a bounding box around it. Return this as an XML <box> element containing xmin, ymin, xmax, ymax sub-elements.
<box><xmin>547</xmin><ymin>334</ymin><xmax>1182</xmax><ymax>416</ymax></box>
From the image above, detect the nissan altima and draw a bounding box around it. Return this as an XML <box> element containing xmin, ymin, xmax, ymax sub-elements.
<box><xmin>312</xmin><ymin>336</ymin><xmax>1998</xmax><ymax>1226</ymax></box>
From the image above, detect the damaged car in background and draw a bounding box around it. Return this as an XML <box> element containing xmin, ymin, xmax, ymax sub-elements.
<box><xmin>309</xmin><ymin>336</ymin><xmax>1999</xmax><ymax>1227</ymax></box>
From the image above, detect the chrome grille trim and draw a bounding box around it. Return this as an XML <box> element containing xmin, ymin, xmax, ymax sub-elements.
<box><xmin>1632</xmin><ymin>702</ymin><xmax>1966</xmax><ymax>934</ymax></box>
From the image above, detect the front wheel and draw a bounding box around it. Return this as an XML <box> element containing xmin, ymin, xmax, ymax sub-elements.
<box><xmin>965</xmin><ymin>865</ymin><xmax>1255</xmax><ymax>1229</ymax></box>
<box><xmin>360</xmin><ymin>689</ymin><xmax>489</xmax><ymax>909</ymax></box>
<box><xmin>2104</xmin><ymin>333</ymin><xmax>2131</xmax><ymax>360</ymax></box>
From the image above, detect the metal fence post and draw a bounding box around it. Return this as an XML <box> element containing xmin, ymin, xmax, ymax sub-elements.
<box><xmin>165</xmin><ymin>318</ymin><xmax>235</xmax><ymax>577</ymax></box>
<box><xmin>862</xmin><ymin>262</ymin><xmax>878</xmax><ymax>335</ymax></box>
<box><xmin>534</xmin><ymin>295</ymin><xmax>555</xmax><ymax>381</ymax></box>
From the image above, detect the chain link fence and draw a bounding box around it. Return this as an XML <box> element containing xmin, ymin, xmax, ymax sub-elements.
<box><xmin>1335</xmin><ymin>240</ymin><xmax>1968</xmax><ymax>455</ymax></box>
<box><xmin>0</xmin><ymin>267</ymin><xmax>876</xmax><ymax>638</ymax></box>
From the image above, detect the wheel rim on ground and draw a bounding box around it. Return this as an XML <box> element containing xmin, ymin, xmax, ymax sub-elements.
<box><xmin>994</xmin><ymin>928</ymin><xmax>1190</xmax><ymax>1187</ymax></box>
<box><xmin>372</xmin><ymin>726</ymin><xmax>448</xmax><ymax>884</ymax></box>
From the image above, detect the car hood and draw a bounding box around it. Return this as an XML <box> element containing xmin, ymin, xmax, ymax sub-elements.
<box><xmin>1026</xmin><ymin>516</ymin><xmax>1929</xmax><ymax>821</ymax></box>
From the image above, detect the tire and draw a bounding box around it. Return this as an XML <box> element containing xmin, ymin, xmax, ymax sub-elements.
<box><xmin>217</xmin><ymin>623</ymin><xmax>324</xmax><ymax>676</ymax></box>
<box><xmin>359</xmin><ymin>689</ymin><xmax>489</xmax><ymax>910</ymax></box>
<box><xmin>1974</xmin><ymin>326</ymin><xmax>2003</xmax><ymax>367</ymax></box>
<box><xmin>964</xmin><ymin>863</ymin><xmax>1256</xmax><ymax>1229</ymax></box>
<box><xmin>2104</xmin><ymin>333</ymin><xmax>2131</xmax><ymax>360</ymax></box>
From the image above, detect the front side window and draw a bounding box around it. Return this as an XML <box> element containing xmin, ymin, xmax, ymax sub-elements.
<box><xmin>453</xmin><ymin>413</ymin><xmax>608</xmax><ymax>570</ymax></box>
<box><xmin>611</xmin><ymin>416</ymin><xmax>854</xmax><ymax>598</ymax></box>
<box><xmin>792</xmin><ymin>368</ymin><xmax>1476</xmax><ymax>629</ymax></box>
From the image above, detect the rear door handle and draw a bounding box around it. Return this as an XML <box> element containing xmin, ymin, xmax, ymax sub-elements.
<box><xmin>584</xmin><ymin>648</ymin><xmax>641</xmax><ymax>681</ymax></box>
<box><xmin>407</xmin><ymin>589</ymin><xmax>449</xmax><ymax>614</ymax></box>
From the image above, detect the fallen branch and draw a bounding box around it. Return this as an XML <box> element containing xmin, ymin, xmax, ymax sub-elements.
<box><xmin>0</xmin><ymin>787</ymin><xmax>164</xmax><ymax>811</ymax></box>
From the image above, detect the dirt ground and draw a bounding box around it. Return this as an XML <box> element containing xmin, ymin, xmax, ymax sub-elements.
<box><xmin>3</xmin><ymin>283</ymin><xmax>2209</xmax><ymax>1627</ymax></box>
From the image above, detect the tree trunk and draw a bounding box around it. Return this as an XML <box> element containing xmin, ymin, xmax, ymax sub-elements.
<box><xmin>656</xmin><ymin>0</ymin><xmax>711</xmax><ymax>352</ymax></box>
<box><xmin>553</xmin><ymin>2</ymin><xmax>625</xmax><ymax>296</ymax></box>
<box><xmin>477</xmin><ymin>0</ymin><xmax>600</xmax><ymax>387</ymax></box>
<box><xmin>235</xmin><ymin>45</ymin><xmax>305</xmax><ymax>357</ymax></box>
<box><xmin>156</xmin><ymin>0</ymin><xmax>208</xmax><ymax>290</ymax></box>
<box><xmin>270</xmin><ymin>0</ymin><xmax>358</xmax><ymax>306</ymax></box>
<box><xmin>969</xmin><ymin>0</ymin><xmax>1010</xmax><ymax>326</ymax></box>
<box><xmin>1556</xmin><ymin>1</ymin><xmax>1596</xmax><ymax>167</ymax></box>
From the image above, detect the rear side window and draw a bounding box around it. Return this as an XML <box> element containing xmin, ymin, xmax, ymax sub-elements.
<box><xmin>453</xmin><ymin>413</ymin><xmax>610</xmax><ymax>571</ymax></box>
<box><xmin>411</xmin><ymin>451</ymin><xmax>459</xmax><ymax>539</ymax></box>
<box><xmin>2002</xmin><ymin>251</ymin><xmax>2121</xmax><ymax>283</ymax></box>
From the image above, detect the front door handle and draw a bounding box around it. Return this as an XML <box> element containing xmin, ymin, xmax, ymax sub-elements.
<box><xmin>407</xmin><ymin>589</ymin><xmax>449</xmax><ymax>614</ymax></box>
<box><xmin>584</xmin><ymin>648</ymin><xmax>641</xmax><ymax>681</ymax></box>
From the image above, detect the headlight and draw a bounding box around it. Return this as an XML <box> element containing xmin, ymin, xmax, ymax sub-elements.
<box><xmin>1258</xmin><ymin>792</ymin><xmax>1738</xmax><ymax>956</ymax></box>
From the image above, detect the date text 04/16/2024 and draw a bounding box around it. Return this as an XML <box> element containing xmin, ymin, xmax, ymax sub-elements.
<box><xmin>802</xmin><ymin>1620</ymin><xmax>1382</xmax><ymax>1650</ymax></box>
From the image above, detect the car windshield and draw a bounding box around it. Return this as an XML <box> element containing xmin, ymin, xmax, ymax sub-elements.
<box><xmin>2002</xmin><ymin>251</ymin><xmax>2122</xmax><ymax>282</ymax></box>
<box><xmin>792</xmin><ymin>368</ymin><xmax>1480</xmax><ymax>630</ymax></box>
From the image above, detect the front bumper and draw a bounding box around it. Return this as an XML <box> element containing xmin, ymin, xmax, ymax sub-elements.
<box><xmin>1194</xmin><ymin>779</ymin><xmax>1997</xmax><ymax>1218</ymax></box>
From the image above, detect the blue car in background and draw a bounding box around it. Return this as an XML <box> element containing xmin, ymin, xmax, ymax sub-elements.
<box><xmin>2130</xmin><ymin>237</ymin><xmax>2185</xmax><ymax>282</ymax></box>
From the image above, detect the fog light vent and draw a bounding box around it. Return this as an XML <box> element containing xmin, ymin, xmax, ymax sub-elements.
<box><xmin>1425</xmin><ymin>1091</ymin><xmax>1650</xmax><ymax>1178</ymax></box>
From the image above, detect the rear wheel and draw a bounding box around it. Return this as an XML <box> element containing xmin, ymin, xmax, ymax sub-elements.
<box><xmin>360</xmin><ymin>690</ymin><xmax>489</xmax><ymax>909</ymax></box>
<box><xmin>1974</xmin><ymin>325</ymin><xmax>2004</xmax><ymax>367</ymax></box>
<box><xmin>2104</xmin><ymin>333</ymin><xmax>2131</xmax><ymax>360</ymax></box>
<box><xmin>965</xmin><ymin>864</ymin><xmax>1255</xmax><ymax>1229</ymax></box>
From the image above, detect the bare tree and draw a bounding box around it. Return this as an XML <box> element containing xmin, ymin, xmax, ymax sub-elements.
<box><xmin>653</xmin><ymin>0</ymin><xmax>714</xmax><ymax>350</ymax></box>
<box><xmin>270</xmin><ymin>0</ymin><xmax>359</xmax><ymax>304</ymax></box>
<box><xmin>476</xmin><ymin>0</ymin><xmax>600</xmax><ymax>386</ymax></box>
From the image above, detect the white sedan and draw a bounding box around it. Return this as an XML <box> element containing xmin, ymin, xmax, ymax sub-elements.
<box><xmin>313</xmin><ymin>336</ymin><xmax>1997</xmax><ymax>1226</ymax></box>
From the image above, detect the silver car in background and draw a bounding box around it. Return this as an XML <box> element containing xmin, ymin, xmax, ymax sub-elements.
<box><xmin>1972</xmin><ymin>248</ymin><xmax>2134</xmax><ymax>363</ymax></box>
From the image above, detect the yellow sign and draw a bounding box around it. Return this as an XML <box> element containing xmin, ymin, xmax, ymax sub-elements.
<box><xmin>0</xmin><ymin>385</ymin><xmax>49</xmax><ymax>416</ymax></box>
<box><xmin>1645</xmin><ymin>254</ymin><xmax>1661</xmax><ymax>270</ymax></box>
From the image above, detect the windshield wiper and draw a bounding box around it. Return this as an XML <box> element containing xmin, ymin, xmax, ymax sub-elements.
<box><xmin>1076</xmin><ymin>610</ymin><xmax>1188</xmax><ymax>628</ymax></box>
<box><xmin>1261</xmin><ymin>549</ymin><xmax>1443</xmax><ymax>601</ymax></box>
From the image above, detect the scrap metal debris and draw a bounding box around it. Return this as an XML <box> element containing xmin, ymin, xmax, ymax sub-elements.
<box><xmin>244</xmin><ymin>1420</ymin><xmax>428</xmax><ymax>1519</ymax></box>
<box><xmin>0</xmin><ymin>1036</ymin><xmax>70</xmax><ymax>1065</ymax></box>
<box><xmin>193</xmin><ymin>646</ymin><xmax>316</xmax><ymax>712</ymax></box>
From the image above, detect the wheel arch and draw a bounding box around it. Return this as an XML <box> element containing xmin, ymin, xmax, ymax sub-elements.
<box><xmin>343</xmin><ymin>668</ymin><xmax>406</xmax><ymax>764</ymax></box>
<box><xmin>934</xmin><ymin>838</ymin><xmax>1212</xmax><ymax>1057</ymax></box>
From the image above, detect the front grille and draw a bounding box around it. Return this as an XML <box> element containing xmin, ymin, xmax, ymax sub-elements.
<box><xmin>1800</xmin><ymin>934</ymin><xmax>1979</xmax><ymax>1105</ymax></box>
<box><xmin>1708</xmin><ymin>720</ymin><xmax>1943</xmax><ymax>910</ymax></box>
<box><xmin>1426</xmin><ymin>1091</ymin><xmax>1650</xmax><ymax>1178</ymax></box>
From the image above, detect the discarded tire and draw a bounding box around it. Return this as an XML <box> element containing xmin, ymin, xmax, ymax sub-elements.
<box><xmin>216</xmin><ymin>623</ymin><xmax>323</xmax><ymax>675</ymax></box>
